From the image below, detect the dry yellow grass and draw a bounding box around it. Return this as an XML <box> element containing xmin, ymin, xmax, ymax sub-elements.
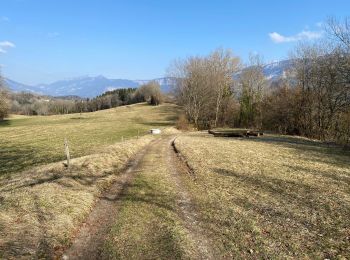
<box><xmin>102</xmin><ymin>136</ymin><xmax>199</xmax><ymax>259</ymax></box>
<box><xmin>0</xmin><ymin>135</ymin><xmax>154</xmax><ymax>259</ymax></box>
<box><xmin>174</xmin><ymin>132</ymin><xmax>350</xmax><ymax>259</ymax></box>
<box><xmin>0</xmin><ymin>103</ymin><xmax>179</xmax><ymax>176</ymax></box>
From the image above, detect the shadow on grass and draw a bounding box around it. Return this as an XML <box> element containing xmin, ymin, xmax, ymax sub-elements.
<box><xmin>212</xmin><ymin>166</ymin><xmax>349</xmax><ymax>226</ymax></box>
<box><xmin>70</xmin><ymin>117</ymin><xmax>91</xmax><ymax>120</ymax></box>
<box><xmin>0</xmin><ymin>119</ymin><xmax>11</xmax><ymax>127</ymax></box>
<box><xmin>212</xmin><ymin>168</ymin><xmax>328</xmax><ymax>212</ymax></box>
<box><xmin>165</xmin><ymin>115</ymin><xmax>179</xmax><ymax>122</ymax></box>
<box><xmin>0</xmin><ymin>141</ymin><xmax>51</xmax><ymax>176</ymax></box>
<box><xmin>286</xmin><ymin>164</ymin><xmax>350</xmax><ymax>185</ymax></box>
<box><xmin>100</xmin><ymin>178</ymin><xmax>176</xmax><ymax>212</ymax></box>
<box><xmin>0</xmin><ymin>166</ymin><xmax>115</xmax><ymax>192</ymax></box>
<box><xmin>0</xmin><ymin>167</ymin><xmax>124</xmax><ymax>257</ymax></box>
<box><xmin>140</xmin><ymin>121</ymin><xmax>174</xmax><ymax>127</ymax></box>
<box><xmin>99</xmin><ymin>177</ymin><xmax>187</xmax><ymax>259</ymax></box>
<box><xmin>1</xmin><ymin>192</ymin><xmax>56</xmax><ymax>259</ymax></box>
<box><xmin>235</xmin><ymin>135</ymin><xmax>350</xmax><ymax>168</ymax></box>
<box><xmin>204</xmin><ymin>167</ymin><xmax>350</xmax><ymax>257</ymax></box>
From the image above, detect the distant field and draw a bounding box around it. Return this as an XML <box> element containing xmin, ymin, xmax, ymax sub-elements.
<box><xmin>174</xmin><ymin>132</ymin><xmax>350</xmax><ymax>259</ymax></box>
<box><xmin>0</xmin><ymin>103</ymin><xmax>179</xmax><ymax>176</ymax></box>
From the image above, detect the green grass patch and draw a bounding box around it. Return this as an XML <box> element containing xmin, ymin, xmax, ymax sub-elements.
<box><xmin>0</xmin><ymin>103</ymin><xmax>179</xmax><ymax>176</ymax></box>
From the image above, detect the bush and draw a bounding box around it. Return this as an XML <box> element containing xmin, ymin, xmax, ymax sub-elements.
<box><xmin>135</xmin><ymin>81</ymin><xmax>163</xmax><ymax>106</ymax></box>
<box><xmin>176</xmin><ymin>114</ymin><xmax>191</xmax><ymax>131</ymax></box>
<box><xmin>150</xmin><ymin>93</ymin><xmax>162</xmax><ymax>106</ymax></box>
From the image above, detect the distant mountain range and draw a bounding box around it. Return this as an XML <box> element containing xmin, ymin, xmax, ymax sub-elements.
<box><xmin>4</xmin><ymin>60</ymin><xmax>293</xmax><ymax>98</ymax></box>
<box><xmin>261</xmin><ymin>59</ymin><xmax>293</xmax><ymax>80</ymax></box>
<box><xmin>4</xmin><ymin>76</ymin><xmax>173</xmax><ymax>98</ymax></box>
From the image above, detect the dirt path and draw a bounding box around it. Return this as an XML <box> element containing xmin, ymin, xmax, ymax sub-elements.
<box><xmin>167</xmin><ymin>137</ymin><xmax>215</xmax><ymax>259</ymax></box>
<box><xmin>62</xmin><ymin>139</ymin><xmax>160</xmax><ymax>260</ymax></box>
<box><xmin>62</xmin><ymin>135</ymin><xmax>214</xmax><ymax>259</ymax></box>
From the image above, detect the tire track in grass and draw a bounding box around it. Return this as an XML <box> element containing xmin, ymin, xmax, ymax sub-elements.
<box><xmin>62</xmin><ymin>135</ymin><xmax>215</xmax><ymax>259</ymax></box>
<box><xmin>62</xmin><ymin>139</ymin><xmax>160</xmax><ymax>260</ymax></box>
<box><xmin>167</xmin><ymin>137</ymin><xmax>216</xmax><ymax>259</ymax></box>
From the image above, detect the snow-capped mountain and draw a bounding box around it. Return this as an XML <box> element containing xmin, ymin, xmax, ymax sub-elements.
<box><xmin>234</xmin><ymin>59</ymin><xmax>294</xmax><ymax>81</ymax></box>
<box><xmin>262</xmin><ymin>59</ymin><xmax>293</xmax><ymax>80</ymax></box>
<box><xmin>4</xmin><ymin>76</ymin><xmax>168</xmax><ymax>98</ymax></box>
<box><xmin>4</xmin><ymin>60</ymin><xmax>293</xmax><ymax>98</ymax></box>
<box><xmin>34</xmin><ymin>76</ymin><xmax>140</xmax><ymax>97</ymax></box>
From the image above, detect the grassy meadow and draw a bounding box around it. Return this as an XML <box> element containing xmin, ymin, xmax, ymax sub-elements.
<box><xmin>174</xmin><ymin>132</ymin><xmax>350</xmax><ymax>259</ymax></box>
<box><xmin>0</xmin><ymin>103</ymin><xmax>179</xmax><ymax>258</ymax></box>
<box><xmin>0</xmin><ymin>103</ymin><xmax>179</xmax><ymax>176</ymax></box>
<box><xmin>0</xmin><ymin>135</ymin><xmax>155</xmax><ymax>258</ymax></box>
<box><xmin>2</xmin><ymin>102</ymin><xmax>350</xmax><ymax>258</ymax></box>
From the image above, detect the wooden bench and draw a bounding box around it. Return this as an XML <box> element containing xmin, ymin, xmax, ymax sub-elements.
<box><xmin>208</xmin><ymin>129</ymin><xmax>263</xmax><ymax>138</ymax></box>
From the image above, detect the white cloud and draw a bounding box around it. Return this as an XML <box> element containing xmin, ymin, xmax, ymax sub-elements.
<box><xmin>0</xmin><ymin>41</ymin><xmax>15</xmax><ymax>53</ymax></box>
<box><xmin>0</xmin><ymin>41</ymin><xmax>15</xmax><ymax>48</ymax></box>
<box><xmin>269</xmin><ymin>30</ymin><xmax>323</xmax><ymax>43</ymax></box>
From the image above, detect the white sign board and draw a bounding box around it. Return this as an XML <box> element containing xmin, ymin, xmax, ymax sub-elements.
<box><xmin>150</xmin><ymin>129</ymin><xmax>161</xmax><ymax>134</ymax></box>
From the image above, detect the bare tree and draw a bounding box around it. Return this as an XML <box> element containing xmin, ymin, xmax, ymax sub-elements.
<box><xmin>169</xmin><ymin>57</ymin><xmax>210</xmax><ymax>127</ymax></box>
<box><xmin>238</xmin><ymin>54</ymin><xmax>266</xmax><ymax>128</ymax></box>
<box><xmin>326</xmin><ymin>16</ymin><xmax>350</xmax><ymax>49</ymax></box>
<box><xmin>288</xmin><ymin>38</ymin><xmax>350</xmax><ymax>142</ymax></box>
<box><xmin>169</xmin><ymin>48</ymin><xmax>240</xmax><ymax>128</ymax></box>
<box><xmin>134</xmin><ymin>81</ymin><xmax>163</xmax><ymax>105</ymax></box>
<box><xmin>208</xmin><ymin>49</ymin><xmax>240</xmax><ymax>127</ymax></box>
<box><xmin>263</xmin><ymin>79</ymin><xmax>300</xmax><ymax>134</ymax></box>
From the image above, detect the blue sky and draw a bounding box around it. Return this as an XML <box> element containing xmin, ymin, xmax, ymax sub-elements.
<box><xmin>0</xmin><ymin>0</ymin><xmax>349</xmax><ymax>85</ymax></box>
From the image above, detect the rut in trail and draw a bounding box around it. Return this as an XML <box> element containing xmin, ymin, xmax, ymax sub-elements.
<box><xmin>166</xmin><ymin>137</ymin><xmax>216</xmax><ymax>259</ymax></box>
<box><xmin>62</xmin><ymin>140</ymin><xmax>159</xmax><ymax>260</ymax></box>
<box><xmin>62</xmin><ymin>136</ymin><xmax>215</xmax><ymax>260</ymax></box>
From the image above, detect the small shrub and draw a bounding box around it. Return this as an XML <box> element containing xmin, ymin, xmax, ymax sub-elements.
<box><xmin>176</xmin><ymin>114</ymin><xmax>191</xmax><ymax>131</ymax></box>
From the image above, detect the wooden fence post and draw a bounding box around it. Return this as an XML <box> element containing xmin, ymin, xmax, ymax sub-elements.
<box><xmin>64</xmin><ymin>138</ymin><xmax>70</xmax><ymax>168</ymax></box>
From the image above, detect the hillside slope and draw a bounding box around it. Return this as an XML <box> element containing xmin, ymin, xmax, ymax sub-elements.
<box><xmin>0</xmin><ymin>103</ymin><xmax>179</xmax><ymax>176</ymax></box>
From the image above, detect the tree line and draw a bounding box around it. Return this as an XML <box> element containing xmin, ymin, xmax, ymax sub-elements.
<box><xmin>0</xmin><ymin>80</ymin><xmax>163</xmax><ymax>118</ymax></box>
<box><xmin>170</xmin><ymin>17</ymin><xmax>350</xmax><ymax>145</ymax></box>
<box><xmin>0</xmin><ymin>75</ymin><xmax>9</xmax><ymax>120</ymax></box>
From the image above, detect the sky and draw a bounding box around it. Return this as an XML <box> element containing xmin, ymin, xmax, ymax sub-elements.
<box><xmin>0</xmin><ymin>0</ymin><xmax>349</xmax><ymax>85</ymax></box>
